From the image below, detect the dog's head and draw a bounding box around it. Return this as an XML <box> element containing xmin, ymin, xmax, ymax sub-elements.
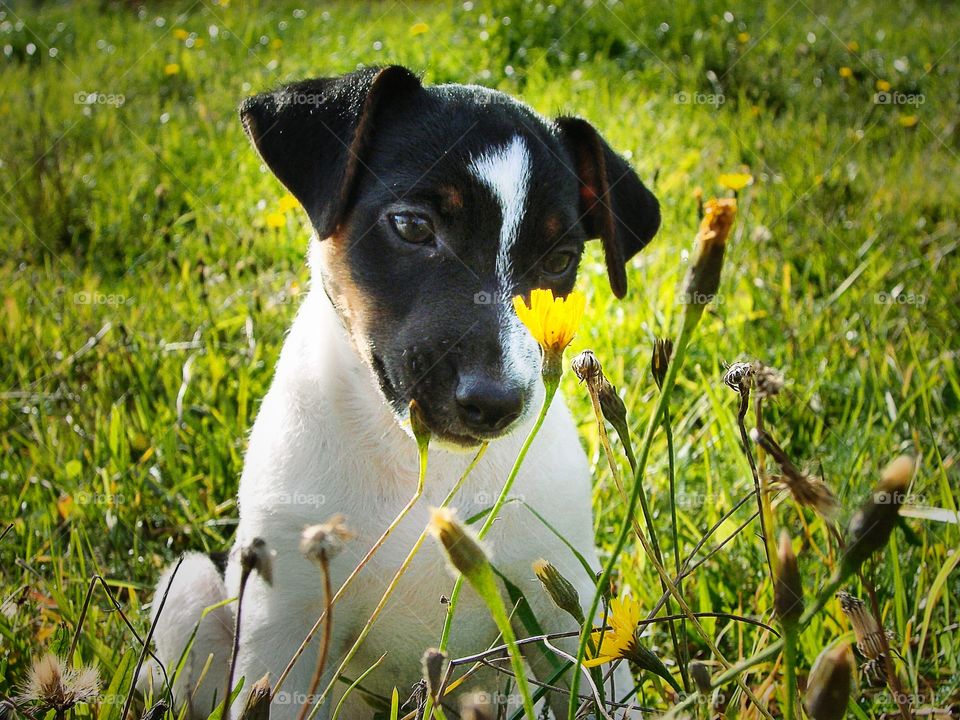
<box><xmin>241</xmin><ymin>66</ymin><xmax>659</xmax><ymax>447</ymax></box>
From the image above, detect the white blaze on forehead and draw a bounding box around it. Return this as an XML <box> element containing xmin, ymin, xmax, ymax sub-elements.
<box><xmin>469</xmin><ymin>137</ymin><xmax>539</xmax><ymax>389</ymax></box>
<box><xmin>468</xmin><ymin>136</ymin><xmax>532</xmax><ymax>293</ymax></box>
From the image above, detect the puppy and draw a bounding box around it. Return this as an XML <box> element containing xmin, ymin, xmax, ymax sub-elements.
<box><xmin>146</xmin><ymin>65</ymin><xmax>660</xmax><ymax>719</ymax></box>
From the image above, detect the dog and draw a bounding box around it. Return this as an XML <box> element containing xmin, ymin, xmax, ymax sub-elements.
<box><xmin>145</xmin><ymin>65</ymin><xmax>660</xmax><ymax>719</ymax></box>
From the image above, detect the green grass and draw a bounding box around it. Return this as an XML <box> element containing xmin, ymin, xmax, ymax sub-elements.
<box><xmin>1</xmin><ymin>0</ymin><xmax>958</xmax><ymax>716</ymax></box>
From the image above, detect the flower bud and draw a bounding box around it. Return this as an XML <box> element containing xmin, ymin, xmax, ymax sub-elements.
<box><xmin>409</xmin><ymin>399</ymin><xmax>431</xmax><ymax>449</ymax></box>
<box><xmin>774</xmin><ymin>531</ymin><xmax>803</xmax><ymax>625</ymax></box>
<box><xmin>805</xmin><ymin>645</ymin><xmax>853</xmax><ymax>720</ymax></box>
<box><xmin>240</xmin><ymin>537</ymin><xmax>274</xmax><ymax>586</ymax></box>
<box><xmin>651</xmin><ymin>337</ymin><xmax>673</xmax><ymax>390</ymax></box>
<box><xmin>428</xmin><ymin>508</ymin><xmax>489</xmax><ymax>578</ymax></box>
<box><xmin>598</xmin><ymin>379</ymin><xmax>628</xmax><ymax>434</ymax></box>
<box><xmin>689</xmin><ymin>661</ymin><xmax>712</xmax><ymax>695</ymax></box>
<box><xmin>421</xmin><ymin>648</ymin><xmax>447</xmax><ymax>701</ymax></box>
<box><xmin>684</xmin><ymin>198</ymin><xmax>737</xmax><ymax>313</ymax></box>
<box><xmin>841</xmin><ymin>455</ymin><xmax>914</xmax><ymax>574</ymax></box>
<box><xmin>532</xmin><ymin>558</ymin><xmax>584</xmax><ymax>624</ymax></box>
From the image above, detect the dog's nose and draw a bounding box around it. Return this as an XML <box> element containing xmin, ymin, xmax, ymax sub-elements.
<box><xmin>455</xmin><ymin>375</ymin><xmax>524</xmax><ymax>433</ymax></box>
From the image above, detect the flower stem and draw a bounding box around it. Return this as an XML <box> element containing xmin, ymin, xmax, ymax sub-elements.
<box><xmin>783</xmin><ymin>624</ymin><xmax>798</xmax><ymax>720</ymax></box>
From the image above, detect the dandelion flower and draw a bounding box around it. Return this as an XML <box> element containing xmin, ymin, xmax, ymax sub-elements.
<box><xmin>898</xmin><ymin>115</ymin><xmax>919</xmax><ymax>128</ymax></box>
<box><xmin>586</xmin><ymin>595</ymin><xmax>642</xmax><ymax>667</ymax></box>
<box><xmin>513</xmin><ymin>288</ymin><xmax>585</xmax><ymax>356</ymax></box>
<box><xmin>585</xmin><ymin>596</ymin><xmax>682</xmax><ymax>692</ymax></box>
<box><xmin>718</xmin><ymin>172</ymin><xmax>754</xmax><ymax>191</ymax></box>
<box><xmin>737</xmin><ymin>32</ymin><xmax>750</xmax><ymax>43</ymax></box>
<box><xmin>277</xmin><ymin>193</ymin><xmax>299</xmax><ymax>213</ymax></box>
<box><xmin>839</xmin><ymin>66</ymin><xmax>853</xmax><ymax>79</ymax></box>
<box><xmin>265</xmin><ymin>211</ymin><xmax>286</xmax><ymax>229</ymax></box>
<box><xmin>876</xmin><ymin>79</ymin><xmax>891</xmax><ymax>92</ymax></box>
<box><xmin>846</xmin><ymin>40</ymin><xmax>860</xmax><ymax>52</ymax></box>
<box><xmin>163</xmin><ymin>63</ymin><xmax>181</xmax><ymax>76</ymax></box>
<box><xmin>409</xmin><ymin>22</ymin><xmax>429</xmax><ymax>36</ymax></box>
<box><xmin>173</xmin><ymin>28</ymin><xmax>189</xmax><ymax>41</ymax></box>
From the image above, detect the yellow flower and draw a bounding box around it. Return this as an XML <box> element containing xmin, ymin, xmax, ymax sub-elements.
<box><xmin>193</xmin><ymin>37</ymin><xmax>205</xmax><ymax>48</ymax></box>
<box><xmin>876</xmin><ymin>79</ymin><xmax>891</xmax><ymax>92</ymax></box>
<box><xmin>265</xmin><ymin>212</ymin><xmax>286</xmax><ymax>229</ymax></box>
<box><xmin>846</xmin><ymin>40</ymin><xmax>860</xmax><ymax>52</ymax></box>
<box><xmin>736</xmin><ymin>32</ymin><xmax>750</xmax><ymax>43</ymax></box>
<box><xmin>270</xmin><ymin>38</ymin><xmax>283</xmax><ymax>49</ymax></box>
<box><xmin>839</xmin><ymin>66</ymin><xmax>853</xmax><ymax>79</ymax></box>
<box><xmin>173</xmin><ymin>28</ymin><xmax>189</xmax><ymax>41</ymax></box>
<box><xmin>718</xmin><ymin>172</ymin><xmax>753</xmax><ymax>191</ymax></box>
<box><xmin>585</xmin><ymin>595</ymin><xmax>642</xmax><ymax>667</ymax></box>
<box><xmin>278</xmin><ymin>193</ymin><xmax>299</xmax><ymax>213</ymax></box>
<box><xmin>410</xmin><ymin>22</ymin><xmax>429</xmax><ymax>36</ymax></box>
<box><xmin>898</xmin><ymin>114</ymin><xmax>919</xmax><ymax>128</ymax></box>
<box><xmin>163</xmin><ymin>63</ymin><xmax>181</xmax><ymax>76</ymax></box>
<box><xmin>513</xmin><ymin>289</ymin><xmax>586</xmax><ymax>356</ymax></box>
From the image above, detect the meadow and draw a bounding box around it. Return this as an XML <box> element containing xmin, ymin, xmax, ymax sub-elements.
<box><xmin>1</xmin><ymin>0</ymin><xmax>958</xmax><ymax>718</ymax></box>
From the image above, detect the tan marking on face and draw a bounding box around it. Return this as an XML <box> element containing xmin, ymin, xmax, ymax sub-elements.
<box><xmin>320</xmin><ymin>233</ymin><xmax>375</xmax><ymax>360</ymax></box>
<box><xmin>544</xmin><ymin>214</ymin><xmax>563</xmax><ymax>238</ymax></box>
<box><xmin>439</xmin><ymin>185</ymin><xmax>463</xmax><ymax>212</ymax></box>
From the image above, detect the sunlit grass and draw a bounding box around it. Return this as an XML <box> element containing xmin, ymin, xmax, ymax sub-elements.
<box><xmin>1</xmin><ymin>0</ymin><xmax>958</xmax><ymax>716</ymax></box>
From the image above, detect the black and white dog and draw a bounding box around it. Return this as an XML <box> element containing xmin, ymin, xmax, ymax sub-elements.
<box><xmin>147</xmin><ymin>65</ymin><xmax>660</xmax><ymax>719</ymax></box>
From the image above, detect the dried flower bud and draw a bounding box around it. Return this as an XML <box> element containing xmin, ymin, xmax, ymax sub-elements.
<box><xmin>532</xmin><ymin>558</ymin><xmax>584</xmax><ymax>624</ymax></box>
<box><xmin>805</xmin><ymin>645</ymin><xmax>853</xmax><ymax>720</ymax></box>
<box><xmin>241</xmin><ymin>537</ymin><xmax>274</xmax><ymax>586</ymax></box>
<box><xmin>774</xmin><ymin>531</ymin><xmax>803</xmax><ymax>625</ymax></box>
<box><xmin>750</xmin><ymin>428</ymin><xmax>839</xmax><ymax>520</ymax></box>
<box><xmin>238</xmin><ymin>674</ymin><xmax>271</xmax><ymax>720</ymax></box>
<box><xmin>428</xmin><ymin>508</ymin><xmax>489</xmax><ymax>578</ymax></box>
<box><xmin>0</xmin><ymin>700</ymin><xmax>16</xmax><ymax>720</ymax></box>
<box><xmin>409</xmin><ymin>399</ymin><xmax>431</xmax><ymax>448</ymax></box>
<box><xmin>722</xmin><ymin>361</ymin><xmax>752</xmax><ymax>393</ymax></box>
<box><xmin>572</xmin><ymin>349</ymin><xmax>604</xmax><ymax>391</ymax></box>
<box><xmin>651</xmin><ymin>338</ymin><xmax>673</xmax><ymax>390</ymax></box>
<box><xmin>689</xmin><ymin>661</ymin><xmax>712</xmax><ymax>694</ymax></box>
<box><xmin>837</xmin><ymin>591</ymin><xmax>888</xmax><ymax>663</ymax></box>
<box><xmin>421</xmin><ymin>648</ymin><xmax>447</xmax><ymax>701</ymax></box>
<box><xmin>684</xmin><ymin>198</ymin><xmax>736</xmax><ymax>312</ymax></box>
<box><xmin>841</xmin><ymin>455</ymin><xmax>914</xmax><ymax>574</ymax></box>
<box><xmin>751</xmin><ymin>362</ymin><xmax>784</xmax><ymax>397</ymax></box>
<box><xmin>300</xmin><ymin>515</ymin><xmax>354</xmax><ymax>566</ymax></box>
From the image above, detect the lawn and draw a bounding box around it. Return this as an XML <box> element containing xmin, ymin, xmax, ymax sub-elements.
<box><xmin>1</xmin><ymin>0</ymin><xmax>958</xmax><ymax>717</ymax></box>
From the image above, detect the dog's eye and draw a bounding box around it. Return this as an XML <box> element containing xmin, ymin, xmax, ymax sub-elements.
<box><xmin>541</xmin><ymin>251</ymin><xmax>576</xmax><ymax>276</ymax></box>
<box><xmin>389</xmin><ymin>212</ymin><xmax>434</xmax><ymax>244</ymax></box>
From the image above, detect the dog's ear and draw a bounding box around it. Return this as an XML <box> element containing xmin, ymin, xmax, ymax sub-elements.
<box><xmin>555</xmin><ymin>116</ymin><xmax>660</xmax><ymax>298</ymax></box>
<box><xmin>240</xmin><ymin>65</ymin><xmax>422</xmax><ymax>238</ymax></box>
